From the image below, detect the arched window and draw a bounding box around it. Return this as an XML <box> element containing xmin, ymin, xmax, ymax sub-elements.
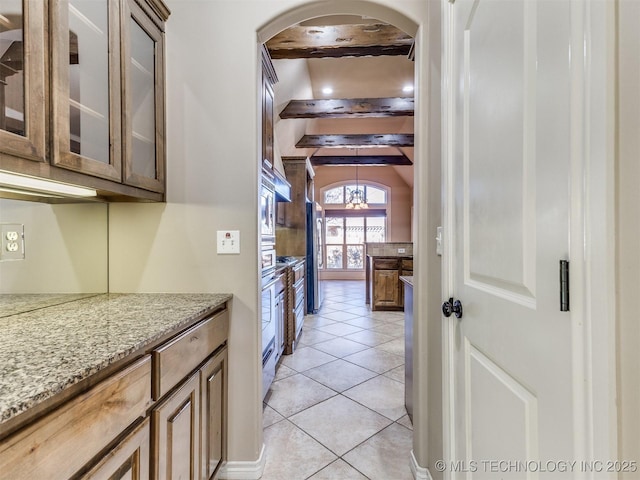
<box><xmin>320</xmin><ymin>182</ymin><xmax>389</xmax><ymax>271</ymax></box>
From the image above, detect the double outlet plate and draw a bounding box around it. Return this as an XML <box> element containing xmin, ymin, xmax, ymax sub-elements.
<box><xmin>1</xmin><ymin>224</ymin><xmax>25</xmax><ymax>261</ymax></box>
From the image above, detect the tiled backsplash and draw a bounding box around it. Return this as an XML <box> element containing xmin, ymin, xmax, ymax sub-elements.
<box><xmin>365</xmin><ymin>242</ymin><xmax>413</xmax><ymax>256</ymax></box>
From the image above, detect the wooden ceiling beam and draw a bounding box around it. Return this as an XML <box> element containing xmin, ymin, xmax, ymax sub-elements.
<box><xmin>266</xmin><ymin>23</ymin><xmax>413</xmax><ymax>59</ymax></box>
<box><xmin>296</xmin><ymin>134</ymin><xmax>414</xmax><ymax>148</ymax></box>
<box><xmin>310</xmin><ymin>155</ymin><xmax>412</xmax><ymax>166</ymax></box>
<box><xmin>279</xmin><ymin>97</ymin><xmax>414</xmax><ymax>119</ymax></box>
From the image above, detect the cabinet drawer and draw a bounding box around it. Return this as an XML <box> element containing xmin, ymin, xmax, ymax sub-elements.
<box><xmin>293</xmin><ymin>261</ymin><xmax>305</xmax><ymax>283</ymax></box>
<box><xmin>153</xmin><ymin>309</ymin><xmax>229</xmax><ymax>400</ymax></box>
<box><xmin>294</xmin><ymin>281</ymin><xmax>304</xmax><ymax>310</ymax></box>
<box><xmin>374</xmin><ymin>258</ymin><xmax>400</xmax><ymax>270</ymax></box>
<box><xmin>401</xmin><ymin>259</ymin><xmax>413</xmax><ymax>270</ymax></box>
<box><xmin>0</xmin><ymin>356</ymin><xmax>152</xmax><ymax>480</ymax></box>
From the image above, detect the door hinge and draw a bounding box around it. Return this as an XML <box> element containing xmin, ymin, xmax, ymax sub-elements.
<box><xmin>560</xmin><ymin>260</ymin><xmax>570</xmax><ymax>312</ymax></box>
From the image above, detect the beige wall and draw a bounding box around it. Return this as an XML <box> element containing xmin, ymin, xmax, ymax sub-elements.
<box><xmin>0</xmin><ymin>199</ymin><xmax>108</xmax><ymax>294</ymax></box>
<box><xmin>314</xmin><ymin>165</ymin><xmax>413</xmax><ymax>241</ymax></box>
<box><xmin>108</xmin><ymin>0</ymin><xmax>435</xmax><ymax>472</ymax></box>
<box><xmin>616</xmin><ymin>0</ymin><xmax>640</xmax><ymax>464</ymax></box>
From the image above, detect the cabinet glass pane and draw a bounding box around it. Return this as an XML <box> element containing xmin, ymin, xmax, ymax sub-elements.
<box><xmin>130</xmin><ymin>18</ymin><xmax>156</xmax><ymax>178</ymax></box>
<box><xmin>68</xmin><ymin>0</ymin><xmax>110</xmax><ymax>163</ymax></box>
<box><xmin>0</xmin><ymin>0</ymin><xmax>25</xmax><ymax>137</ymax></box>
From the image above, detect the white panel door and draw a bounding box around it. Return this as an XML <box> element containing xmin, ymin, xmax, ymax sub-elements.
<box><xmin>450</xmin><ymin>0</ymin><xmax>574</xmax><ymax>477</ymax></box>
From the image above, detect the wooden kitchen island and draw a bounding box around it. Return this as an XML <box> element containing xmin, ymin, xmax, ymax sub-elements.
<box><xmin>0</xmin><ymin>293</ymin><xmax>231</xmax><ymax>480</ymax></box>
<box><xmin>366</xmin><ymin>254</ymin><xmax>413</xmax><ymax>311</ymax></box>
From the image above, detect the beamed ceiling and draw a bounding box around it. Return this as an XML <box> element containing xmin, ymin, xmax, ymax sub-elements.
<box><xmin>266</xmin><ymin>18</ymin><xmax>415</xmax><ymax>175</ymax></box>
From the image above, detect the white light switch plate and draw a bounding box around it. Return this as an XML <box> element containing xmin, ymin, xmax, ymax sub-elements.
<box><xmin>217</xmin><ymin>230</ymin><xmax>240</xmax><ymax>254</ymax></box>
<box><xmin>436</xmin><ymin>226</ymin><xmax>443</xmax><ymax>256</ymax></box>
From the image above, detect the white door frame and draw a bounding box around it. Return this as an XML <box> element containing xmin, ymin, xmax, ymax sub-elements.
<box><xmin>440</xmin><ymin>0</ymin><xmax>617</xmax><ymax>476</ymax></box>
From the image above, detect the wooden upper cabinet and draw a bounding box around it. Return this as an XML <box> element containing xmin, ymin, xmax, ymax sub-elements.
<box><xmin>0</xmin><ymin>0</ymin><xmax>46</xmax><ymax>162</ymax></box>
<box><xmin>121</xmin><ymin>0</ymin><xmax>166</xmax><ymax>193</ymax></box>
<box><xmin>50</xmin><ymin>0</ymin><xmax>122</xmax><ymax>181</ymax></box>
<box><xmin>261</xmin><ymin>46</ymin><xmax>277</xmax><ymax>172</ymax></box>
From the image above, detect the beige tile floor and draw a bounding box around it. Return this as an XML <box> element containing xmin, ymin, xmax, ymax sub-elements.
<box><xmin>262</xmin><ymin>280</ymin><xmax>413</xmax><ymax>480</ymax></box>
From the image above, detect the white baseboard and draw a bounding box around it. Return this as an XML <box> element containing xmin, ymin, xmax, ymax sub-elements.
<box><xmin>218</xmin><ymin>444</ymin><xmax>266</xmax><ymax>480</ymax></box>
<box><xmin>411</xmin><ymin>450</ymin><xmax>433</xmax><ymax>480</ymax></box>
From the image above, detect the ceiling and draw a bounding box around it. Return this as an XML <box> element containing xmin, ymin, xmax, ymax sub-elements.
<box><xmin>266</xmin><ymin>15</ymin><xmax>415</xmax><ymax>188</ymax></box>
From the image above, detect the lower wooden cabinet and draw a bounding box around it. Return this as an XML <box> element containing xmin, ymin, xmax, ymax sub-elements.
<box><xmin>152</xmin><ymin>371</ymin><xmax>201</xmax><ymax>480</ymax></box>
<box><xmin>152</xmin><ymin>346</ymin><xmax>228</xmax><ymax>480</ymax></box>
<box><xmin>369</xmin><ymin>257</ymin><xmax>410</xmax><ymax>311</ymax></box>
<box><xmin>200</xmin><ymin>349</ymin><xmax>227</xmax><ymax>480</ymax></box>
<box><xmin>0</xmin><ymin>308</ymin><xmax>229</xmax><ymax>480</ymax></box>
<box><xmin>0</xmin><ymin>356</ymin><xmax>152</xmax><ymax>480</ymax></box>
<box><xmin>373</xmin><ymin>269</ymin><xmax>401</xmax><ymax>309</ymax></box>
<box><xmin>81</xmin><ymin>418</ymin><xmax>151</xmax><ymax>480</ymax></box>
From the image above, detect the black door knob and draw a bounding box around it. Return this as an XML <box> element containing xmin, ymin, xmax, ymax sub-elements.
<box><xmin>442</xmin><ymin>297</ymin><xmax>463</xmax><ymax>319</ymax></box>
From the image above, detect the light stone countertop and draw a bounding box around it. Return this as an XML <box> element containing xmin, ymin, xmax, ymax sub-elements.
<box><xmin>0</xmin><ymin>293</ymin><xmax>232</xmax><ymax>426</ymax></box>
<box><xmin>400</xmin><ymin>275</ymin><xmax>414</xmax><ymax>286</ymax></box>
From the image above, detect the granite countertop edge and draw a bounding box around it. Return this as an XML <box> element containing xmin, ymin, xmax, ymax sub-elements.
<box><xmin>400</xmin><ymin>275</ymin><xmax>414</xmax><ymax>286</ymax></box>
<box><xmin>0</xmin><ymin>293</ymin><xmax>232</xmax><ymax>426</ymax></box>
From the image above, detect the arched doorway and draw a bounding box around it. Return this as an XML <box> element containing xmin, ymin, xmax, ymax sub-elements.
<box><xmin>251</xmin><ymin>3</ymin><xmax>440</xmax><ymax>480</ymax></box>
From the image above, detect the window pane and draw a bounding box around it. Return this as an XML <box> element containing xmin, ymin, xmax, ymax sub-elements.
<box><xmin>345</xmin><ymin>184</ymin><xmax>361</xmax><ymax>203</ymax></box>
<box><xmin>346</xmin><ymin>245</ymin><xmax>364</xmax><ymax>269</ymax></box>
<box><xmin>325</xmin><ymin>217</ymin><xmax>344</xmax><ymax>244</ymax></box>
<box><xmin>345</xmin><ymin>217</ymin><xmax>364</xmax><ymax>244</ymax></box>
<box><xmin>366</xmin><ymin>217</ymin><xmax>386</xmax><ymax>242</ymax></box>
<box><xmin>326</xmin><ymin>246</ymin><xmax>343</xmax><ymax>269</ymax></box>
<box><xmin>0</xmin><ymin>0</ymin><xmax>25</xmax><ymax>136</ymax></box>
<box><xmin>366</xmin><ymin>186</ymin><xmax>386</xmax><ymax>204</ymax></box>
<box><xmin>324</xmin><ymin>186</ymin><xmax>343</xmax><ymax>204</ymax></box>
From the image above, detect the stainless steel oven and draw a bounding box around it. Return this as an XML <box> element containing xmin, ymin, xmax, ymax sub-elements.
<box><xmin>260</xmin><ymin>170</ymin><xmax>276</xmax><ymax>246</ymax></box>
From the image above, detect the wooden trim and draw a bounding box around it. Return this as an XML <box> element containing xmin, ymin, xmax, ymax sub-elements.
<box><xmin>121</xmin><ymin>0</ymin><xmax>166</xmax><ymax>193</ymax></box>
<box><xmin>324</xmin><ymin>208</ymin><xmax>387</xmax><ymax>218</ymax></box>
<box><xmin>310</xmin><ymin>154</ymin><xmax>412</xmax><ymax>165</ymax></box>
<box><xmin>261</xmin><ymin>45</ymin><xmax>278</xmax><ymax>85</ymax></box>
<box><xmin>280</xmin><ymin>97</ymin><xmax>414</xmax><ymax>119</ymax></box>
<box><xmin>0</xmin><ymin>0</ymin><xmax>46</xmax><ymax>162</ymax></box>
<box><xmin>134</xmin><ymin>0</ymin><xmax>171</xmax><ymax>26</ymax></box>
<box><xmin>296</xmin><ymin>133</ymin><xmax>414</xmax><ymax>148</ymax></box>
<box><xmin>266</xmin><ymin>23</ymin><xmax>413</xmax><ymax>59</ymax></box>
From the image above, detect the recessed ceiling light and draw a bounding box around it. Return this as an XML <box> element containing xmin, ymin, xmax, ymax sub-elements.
<box><xmin>402</xmin><ymin>85</ymin><xmax>414</xmax><ymax>93</ymax></box>
<box><xmin>322</xmin><ymin>87</ymin><xmax>333</xmax><ymax>95</ymax></box>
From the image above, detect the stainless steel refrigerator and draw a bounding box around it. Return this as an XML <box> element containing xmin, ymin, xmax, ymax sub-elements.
<box><xmin>306</xmin><ymin>202</ymin><xmax>324</xmax><ymax>313</ymax></box>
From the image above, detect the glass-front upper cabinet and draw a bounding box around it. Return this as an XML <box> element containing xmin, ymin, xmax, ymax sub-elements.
<box><xmin>121</xmin><ymin>0</ymin><xmax>165</xmax><ymax>193</ymax></box>
<box><xmin>0</xmin><ymin>0</ymin><xmax>45</xmax><ymax>162</ymax></box>
<box><xmin>51</xmin><ymin>0</ymin><xmax>121</xmax><ymax>181</ymax></box>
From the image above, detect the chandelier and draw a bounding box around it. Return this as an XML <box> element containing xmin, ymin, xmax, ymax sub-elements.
<box><xmin>346</xmin><ymin>165</ymin><xmax>368</xmax><ymax>210</ymax></box>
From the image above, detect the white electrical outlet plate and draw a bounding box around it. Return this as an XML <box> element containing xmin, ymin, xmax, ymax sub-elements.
<box><xmin>398</xmin><ymin>248</ymin><xmax>406</xmax><ymax>254</ymax></box>
<box><xmin>1</xmin><ymin>224</ymin><xmax>25</xmax><ymax>261</ymax></box>
<box><xmin>217</xmin><ymin>230</ymin><xmax>240</xmax><ymax>254</ymax></box>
